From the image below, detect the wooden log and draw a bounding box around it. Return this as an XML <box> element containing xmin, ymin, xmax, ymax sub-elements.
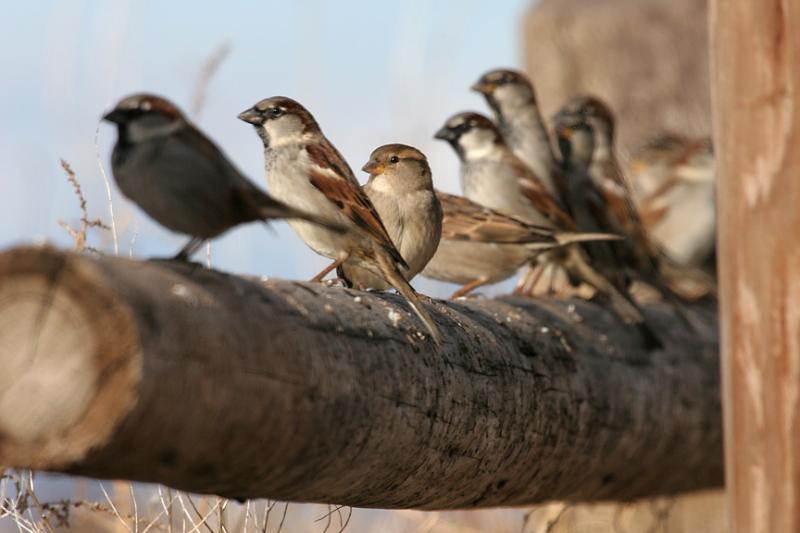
<box><xmin>0</xmin><ymin>246</ymin><xmax>721</xmax><ymax>508</ymax></box>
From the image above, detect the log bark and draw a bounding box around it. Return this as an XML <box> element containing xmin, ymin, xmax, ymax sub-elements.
<box><xmin>710</xmin><ymin>1</ymin><xmax>800</xmax><ymax>531</ymax></box>
<box><xmin>0</xmin><ymin>246</ymin><xmax>721</xmax><ymax>508</ymax></box>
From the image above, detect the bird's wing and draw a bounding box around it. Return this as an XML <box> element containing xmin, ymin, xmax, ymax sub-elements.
<box><xmin>306</xmin><ymin>142</ymin><xmax>407</xmax><ymax>269</ymax></box>
<box><xmin>502</xmin><ymin>154</ymin><xmax>576</xmax><ymax>230</ymax></box>
<box><xmin>437</xmin><ymin>191</ymin><xmax>557</xmax><ymax>245</ymax></box>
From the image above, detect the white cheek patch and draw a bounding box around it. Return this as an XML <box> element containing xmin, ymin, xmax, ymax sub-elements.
<box><xmin>447</xmin><ymin>117</ymin><xmax>466</xmax><ymax>129</ymax></box>
<box><xmin>264</xmin><ymin>115</ymin><xmax>306</xmax><ymax>146</ymax></box>
<box><xmin>494</xmin><ymin>84</ymin><xmax>531</xmax><ymax>108</ymax></box>
<box><xmin>127</xmin><ymin>119</ymin><xmax>183</xmax><ymax>143</ymax></box>
<box><xmin>368</xmin><ymin>175</ymin><xmax>395</xmax><ymax>194</ymax></box>
<box><xmin>460</xmin><ymin>128</ymin><xmax>498</xmax><ymax>159</ymax></box>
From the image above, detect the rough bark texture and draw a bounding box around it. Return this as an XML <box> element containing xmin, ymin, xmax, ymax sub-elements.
<box><xmin>711</xmin><ymin>1</ymin><xmax>800</xmax><ymax>532</ymax></box>
<box><xmin>523</xmin><ymin>0</ymin><xmax>710</xmax><ymax>156</ymax></box>
<box><xmin>0</xmin><ymin>246</ymin><xmax>721</xmax><ymax>508</ymax></box>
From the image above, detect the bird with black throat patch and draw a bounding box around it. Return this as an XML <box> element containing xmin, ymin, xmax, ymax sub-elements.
<box><xmin>435</xmin><ymin>110</ymin><xmax>662</xmax><ymax>348</ymax></box>
<box><xmin>238</xmin><ymin>97</ymin><xmax>441</xmax><ymax>344</ymax></box>
<box><xmin>103</xmin><ymin>93</ymin><xmax>342</xmax><ymax>260</ymax></box>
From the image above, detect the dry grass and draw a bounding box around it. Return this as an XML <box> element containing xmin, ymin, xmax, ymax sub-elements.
<box><xmin>57</xmin><ymin>159</ymin><xmax>110</xmax><ymax>253</ymax></box>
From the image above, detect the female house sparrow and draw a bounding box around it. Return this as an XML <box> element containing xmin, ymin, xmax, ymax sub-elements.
<box><xmin>471</xmin><ymin>69</ymin><xmax>565</xmax><ymax>202</ymax></box>
<box><xmin>629</xmin><ymin>134</ymin><xmax>716</xmax><ymax>271</ymax></box>
<box><xmin>338</xmin><ymin>144</ymin><xmax>443</xmax><ymax>290</ymax></box>
<box><xmin>103</xmin><ymin>93</ymin><xmax>340</xmax><ymax>260</ymax></box>
<box><xmin>422</xmin><ymin>192</ymin><xmax>619</xmax><ymax>298</ymax></box>
<box><xmin>238</xmin><ymin>97</ymin><xmax>441</xmax><ymax>343</ymax></box>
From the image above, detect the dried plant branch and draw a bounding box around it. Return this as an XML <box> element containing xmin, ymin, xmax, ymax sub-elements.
<box><xmin>94</xmin><ymin>124</ymin><xmax>120</xmax><ymax>255</ymax></box>
<box><xmin>191</xmin><ymin>42</ymin><xmax>232</xmax><ymax>118</ymax></box>
<box><xmin>57</xmin><ymin>159</ymin><xmax>109</xmax><ymax>253</ymax></box>
<box><xmin>99</xmin><ymin>482</ymin><xmax>134</xmax><ymax>533</ymax></box>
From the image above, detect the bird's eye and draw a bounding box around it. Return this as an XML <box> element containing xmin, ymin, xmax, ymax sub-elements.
<box><xmin>269</xmin><ymin>107</ymin><xmax>284</xmax><ymax>118</ymax></box>
<box><xmin>389</xmin><ymin>156</ymin><xmax>399</xmax><ymax>164</ymax></box>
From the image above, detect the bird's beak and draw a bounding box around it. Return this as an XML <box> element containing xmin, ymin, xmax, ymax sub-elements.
<box><xmin>556</xmin><ymin>125</ymin><xmax>573</xmax><ymax>140</ymax></box>
<box><xmin>102</xmin><ymin>109</ymin><xmax>126</xmax><ymax>124</ymax></box>
<box><xmin>552</xmin><ymin>110</ymin><xmax>576</xmax><ymax>139</ymax></box>
<box><xmin>434</xmin><ymin>126</ymin><xmax>455</xmax><ymax>141</ymax></box>
<box><xmin>361</xmin><ymin>160</ymin><xmax>384</xmax><ymax>175</ymax></box>
<box><xmin>238</xmin><ymin>108</ymin><xmax>263</xmax><ymax>125</ymax></box>
<box><xmin>471</xmin><ymin>80</ymin><xmax>496</xmax><ymax>95</ymax></box>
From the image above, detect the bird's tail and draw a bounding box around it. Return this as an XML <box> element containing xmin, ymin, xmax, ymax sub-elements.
<box><xmin>376</xmin><ymin>250</ymin><xmax>442</xmax><ymax>345</ymax></box>
<box><xmin>657</xmin><ymin>253</ymin><xmax>718</xmax><ymax>300</ymax></box>
<box><xmin>522</xmin><ymin>232</ymin><xmax>622</xmax><ymax>261</ymax></box>
<box><xmin>260</xmin><ymin>200</ymin><xmax>348</xmax><ymax>234</ymax></box>
<box><xmin>564</xmin><ymin>246</ymin><xmax>663</xmax><ymax>349</ymax></box>
<box><xmin>554</xmin><ymin>231</ymin><xmax>623</xmax><ymax>246</ymax></box>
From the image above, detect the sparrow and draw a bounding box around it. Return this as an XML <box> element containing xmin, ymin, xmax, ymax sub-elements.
<box><xmin>338</xmin><ymin>144</ymin><xmax>443</xmax><ymax>291</ymax></box>
<box><xmin>553</xmin><ymin>109</ymin><xmax>696</xmax><ymax>331</ymax></box>
<box><xmin>551</xmin><ymin>110</ymin><xmax>630</xmax><ymax>291</ymax></box>
<box><xmin>434</xmin><ymin>111</ymin><xmax>572</xmax><ymax>230</ymax></box>
<box><xmin>238</xmin><ymin>97</ymin><xmax>441</xmax><ymax>343</ymax></box>
<box><xmin>102</xmin><ymin>93</ymin><xmax>338</xmax><ymax>260</ymax></box>
<box><xmin>471</xmin><ymin>68</ymin><xmax>566</xmax><ymax>202</ymax></box>
<box><xmin>554</xmin><ymin>97</ymin><xmax>676</xmax><ymax>282</ymax></box>
<box><xmin>557</xmin><ymin>96</ymin><xmax>716</xmax><ymax>293</ymax></box>
<box><xmin>435</xmin><ymin>112</ymin><xmax>661</xmax><ymax>347</ymax></box>
<box><xmin>422</xmin><ymin>192</ymin><xmax>620</xmax><ymax>298</ymax></box>
<box><xmin>629</xmin><ymin>134</ymin><xmax>716</xmax><ymax>272</ymax></box>
<box><xmin>555</xmin><ymin>95</ymin><xmax>654</xmax><ymax>264</ymax></box>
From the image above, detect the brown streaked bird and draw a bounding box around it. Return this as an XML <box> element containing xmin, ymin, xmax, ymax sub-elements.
<box><xmin>552</xmin><ymin>110</ymin><xmax>630</xmax><ymax>291</ymax></box>
<box><xmin>436</xmin><ymin>112</ymin><xmax>661</xmax><ymax>347</ymax></box>
<box><xmin>629</xmin><ymin>134</ymin><xmax>716</xmax><ymax>273</ymax></box>
<box><xmin>553</xmin><ymin>108</ymin><xmax>696</xmax><ymax>331</ymax></box>
<box><xmin>103</xmin><ymin>93</ymin><xmax>342</xmax><ymax>260</ymax></box>
<box><xmin>471</xmin><ymin>68</ymin><xmax>566</xmax><ymax>202</ymax></box>
<box><xmin>555</xmin><ymin>96</ymin><xmax>710</xmax><ymax>286</ymax></box>
<box><xmin>238</xmin><ymin>97</ymin><xmax>441</xmax><ymax>343</ymax></box>
<box><xmin>338</xmin><ymin>144</ymin><xmax>443</xmax><ymax>291</ymax></box>
<box><xmin>556</xmin><ymin>95</ymin><xmax>653</xmax><ymax>263</ymax></box>
<box><xmin>434</xmin><ymin>111</ymin><xmax>572</xmax><ymax>230</ymax></box>
<box><xmin>422</xmin><ymin>192</ymin><xmax>620</xmax><ymax>298</ymax></box>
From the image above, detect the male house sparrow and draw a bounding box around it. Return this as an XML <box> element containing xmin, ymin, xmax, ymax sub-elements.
<box><xmin>422</xmin><ymin>192</ymin><xmax>619</xmax><ymax>298</ymax></box>
<box><xmin>471</xmin><ymin>69</ymin><xmax>565</xmax><ymax>202</ymax></box>
<box><xmin>103</xmin><ymin>93</ymin><xmax>339</xmax><ymax>260</ymax></box>
<box><xmin>555</xmin><ymin>96</ymin><xmax>657</xmax><ymax>271</ymax></box>
<box><xmin>338</xmin><ymin>144</ymin><xmax>443</xmax><ymax>291</ymax></box>
<box><xmin>238</xmin><ymin>97</ymin><xmax>441</xmax><ymax>343</ymax></box>
<box><xmin>551</xmin><ymin>111</ymin><xmax>630</xmax><ymax>291</ymax></box>
<box><xmin>434</xmin><ymin>112</ymin><xmax>571</xmax><ymax>230</ymax></box>
<box><xmin>553</xmin><ymin>109</ymin><xmax>696</xmax><ymax>330</ymax></box>
<box><xmin>436</xmin><ymin>111</ymin><xmax>661</xmax><ymax>347</ymax></box>
<box><xmin>555</xmin><ymin>96</ymin><xmax>710</xmax><ymax>293</ymax></box>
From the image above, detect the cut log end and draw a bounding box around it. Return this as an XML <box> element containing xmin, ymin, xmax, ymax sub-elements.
<box><xmin>0</xmin><ymin>247</ymin><xmax>140</xmax><ymax>468</ymax></box>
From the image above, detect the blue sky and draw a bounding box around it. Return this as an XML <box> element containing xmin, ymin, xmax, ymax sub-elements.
<box><xmin>0</xmin><ymin>0</ymin><xmax>531</xmax><ymax>298</ymax></box>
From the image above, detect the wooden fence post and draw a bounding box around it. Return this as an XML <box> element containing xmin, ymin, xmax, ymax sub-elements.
<box><xmin>710</xmin><ymin>1</ymin><xmax>800</xmax><ymax>531</ymax></box>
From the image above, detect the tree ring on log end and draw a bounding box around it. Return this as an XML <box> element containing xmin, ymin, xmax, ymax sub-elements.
<box><xmin>0</xmin><ymin>246</ymin><xmax>141</xmax><ymax>468</ymax></box>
